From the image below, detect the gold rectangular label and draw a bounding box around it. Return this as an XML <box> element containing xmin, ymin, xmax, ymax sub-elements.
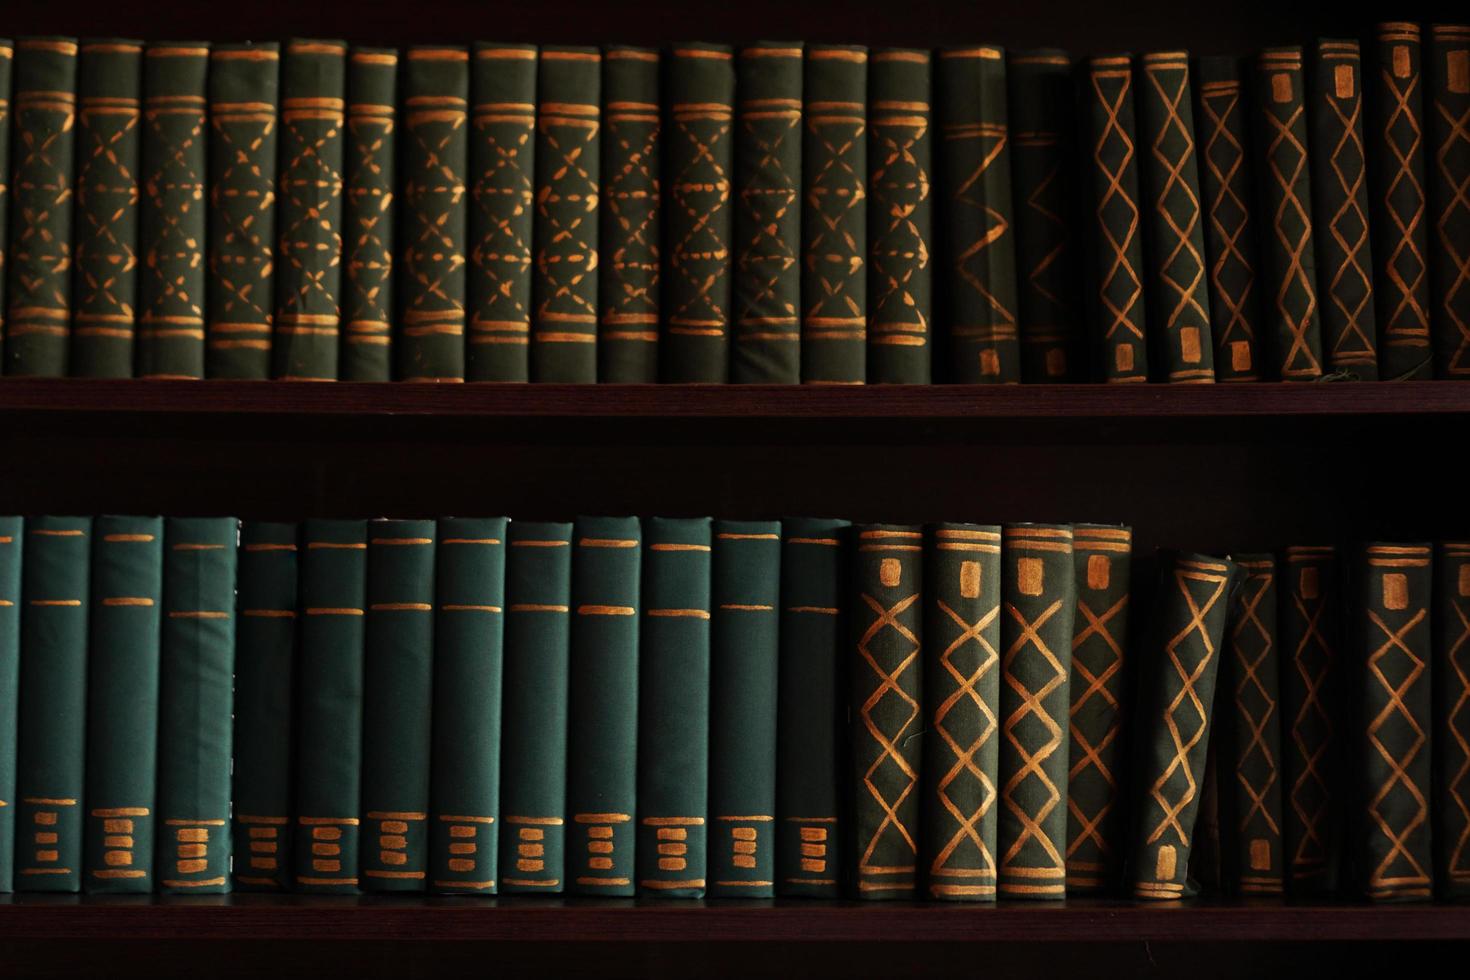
<box><xmin>1249</xmin><ymin>838</ymin><xmax>1271</xmax><ymax>872</ymax></box>
<box><xmin>1300</xmin><ymin>567</ymin><xmax>1319</xmax><ymax>600</ymax></box>
<box><xmin>1393</xmin><ymin>45</ymin><xmax>1410</xmax><ymax>79</ymax></box>
<box><xmin>1087</xmin><ymin>554</ymin><xmax>1111</xmax><ymax>591</ymax></box>
<box><xmin>1155</xmin><ymin>845</ymin><xmax>1177</xmax><ymax>881</ymax></box>
<box><xmin>1180</xmin><ymin>326</ymin><xmax>1202</xmax><ymax>364</ymax></box>
<box><xmin>1383</xmin><ymin>573</ymin><xmax>1408</xmax><ymax>611</ymax></box>
<box><xmin>1451</xmin><ymin>51</ymin><xmax>1470</xmax><ymax>93</ymax></box>
<box><xmin>1018</xmin><ymin>557</ymin><xmax>1044</xmax><ymax>597</ymax></box>
<box><xmin>880</xmin><ymin>557</ymin><xmax>902</xmax><ymax>587</ymax></box>
<box><xmin>1458</xmin><ymin>563</ymin><xmax>1470</xmax><ymax>597</ymax></box>
<box><xmin>1230</xmin><ymin>340</ymin><xmax>1252</xmax><ymax>372</ymax></box>
<box><xmin>1271</xmin><ymin>72</ymin><xmax>1291</xmax><ymax>103</ymax></box>
<box><xmin>1116</xmin><ymin>343</ymin><xmax>1134</xmax><ymax>372</ymax></box>
<box><xmin>960</xmin><ymin>560</ymin><xmax>981</xmax><ymax>599</ymax></box>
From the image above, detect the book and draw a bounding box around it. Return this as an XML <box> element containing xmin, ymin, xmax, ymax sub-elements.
<box><xmin>852</xmin><ymin>524</ymin><xmax>922</xmax><ymax>898</ymax></box>
<box><xmin>82</xmin><ymin>516</ymin><xmax>162</xmax><ymax>894</ymax></box>
<box><xmin>1434</xmin><ymin>542</ymin><xmax>1470</xmax><ymax>898</ymax></box>
<box><xmin>922</xmin><ymin>524</ymin><xmax>1001</xmax><ymax>900</ymax></box>
<box><xmin>707</xmin><ymin>521</ymin><xmax>781</xmax><ymax>897</ymax></box>
<box><xmin>867</xmin><ymin>48</ymin><xmax>933</xmax><ymax>383</ymax></box>
<box><xmin>498</xmin><ymin>521</ymin><xmax>573</xmax><ymax>892</ymax></box>
<box><xmin>1428</xmin><ymin>26</ymin><xmax>1470</xmax><ymax>378</ymax></box>
<box><xmin>665</xmin><ymin>43</ymin><xmax>735</xmax><ymax>383</ymax></box>
<box><xmin>565</xmin><ymin>517</ymin><xmax>641</xmax><ymax>896</ymax></box>
<box><xmin>637</xmin><ymin>517</ymin><xmax>713</xmax><ymax>896</ymax></box>
<box><xmin>0</xmin><ymin>41</ymin><xmax>10</xmax><ymax>370</ymax></box>
<box><xmin>71</xmin><ymin>40</ymin><xmax>142</xmax><ymax>378</ymax></box>
<box><xmin>340</xmin><ymin>47</ymin><xmax>397</xmax><ymax>380</ymax></box>
<box><xmin>0</xmin><ymin>516</ymin><xmax>17</xmax><ymax>892</ymax></box>
<box><xmin>360</xmin><ymin>520</ymin><xmax>437</xmax><ymax>891</ymax></box>
<box><xmin>155</xmin><ymin>517</ymin><xmax>237</xmax><ymax>894</ymax></box>
<box><xmin>802</xmin><ymin>45</ymin><xmax>868</xmax><ymax>384</ymax></box>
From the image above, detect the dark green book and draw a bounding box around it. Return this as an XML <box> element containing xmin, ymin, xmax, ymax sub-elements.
<box><xmin>5</xmin><ymin>39</ymin><xmax>78</xmax><ymax>377</ymax></box>
<box><xmin>340</xmin><ymin>47</ymin><xmax>397</xmax><ymax>379</ymax></box>
<box><xmin>1429</xmin><ymin>26</ymin><xmax>1470</xmax><ymax>378</ymax></box>
<box><xmin>867</xmin><ymin>49</ymin><xmax>933</xmax><ymax>383</ymax></box>
<box><xmin>1130</xmin><ymin>552</ymin><xmax>1234</xmax><ymax>901</ymax></box>
<box><xmin>0</xmin><ymin>42</ymin><xmax>11</xmax><ymax>370</ymax></box>
<box><xmin>136</xmin><ymin>42</ymin><xmax>209</xmax><ymax>380</ymax></box>
<box><xmin>0</xmin><ymin>517</ymin><xmax>18</xmax><ymax>892</ymax></box>
<box><xmin>82</xmin><ymin>516</ymin><xmax>162</xmax><ymax>894</ymax></box>
<box><xmin>156</xmin><ymin>518</ymin><xmax>237</xmax><ymax>894</ymax></box>
<box><xmin>1434</xmin><ymin>542</ymin><xmax>1470</xmax><ymax>898</ymax></box>
<box><xmin>429</xmin><ymin>518</ymin><xmax>507</xmax><ymax>894</ymax></box>
<box><xmin>205</xmin><ymin>43</ymin><xmax>279</xmax><ymax>379</ymax></box>
<box><xmin>1137</xmin><ymin>51</ymin><xmax>1215</xmax><ymax>383</ymax></box>
<box><xmin>708</xmin><ymin>521</ymin><xmax>781</xmax><ymax>897</ymax></box>
<box><xmin>852</xmin><ymin>524</ymin><xmax>922</xmax><ymax>898</ymax></box>
<box><xmin>361</xmin><ymin>521</ymin><xmax>436</xmax><ymax>891</ymax></box>
<box><xmin>71</xmin><ymin>40</ymin><xmax>142</xmax><ymax>378</ymax></box>
<box><xmin>231</xmin><ymin>522</ymin><xmax>298</xmax><ymax>891</ymax></box>
<box><xmin>273</xmin><ymin>40</ymin><xmax>346</xmax><ymax>382</ymax></box>
<box><xmin>637</xmin><ymin>517</ymin><xmax>712</xmax><ymax>897</ymax></box>
<box><xmin>732</xmin><ymin>43</ymin><xmax>802</xmax><ymax>384</ymax></box>
<box><xmin>294</xmin><ymin>519</ymin><xmax>367</xmax><ymax>893</ymax></box>
<box><xmin>937</xmin><ymin>47</ymin><xmax>1019</xmax><ymax>382</ymax></box>
<box><xmin>531</xmin><ymin>48</ymin><xmax>599</xmax><ymax>382</ymax></box>
<box><xmin>802</xmin><ymin>45</ymin><xmax>867</xmax><ymax>384</ymax></box>
<box><xmin>775</xmin><ymin>518</ymin><xmax>848</xmax><ymax>898</ymax></box>
<box><xmin>566</xmin><ymin>517</ymin><xmax>641</xmax><ymax>896</ymax></box>
<box><xmin>466</xmin><ymin>44</ymin><xmax>537</xmax><ymax>381</ymax></box>
<box><xmin>499</xmin><ymin>521</ymin><xmax>573</xmax><ymax>892</ymax></box>
<box><xmin>922</xmin><ymin>524</ymin><xmax>1000</xmax><ymax>901</ymax></box>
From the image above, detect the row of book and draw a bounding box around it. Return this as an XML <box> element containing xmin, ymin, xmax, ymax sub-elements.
<box><xmin>0</xmin><ymin>517</ymin><xmax>1466</xmax><ymax>902</ymax></box>
<box><xmin>0</xmin><ymin>24</ymin><xmax>1468</xmax><ymax>386</ymax></box>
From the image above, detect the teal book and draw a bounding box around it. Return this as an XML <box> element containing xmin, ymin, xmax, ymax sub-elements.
<box><xmin>0</xmin><ymin>517</ymin><xmax>18</xmax><ymax>892</ymax></box>
<box><xmin>341</xmin><ymin>47</ymin><xmax>397</xmax><ymax>378</ymax></box>
<box><xmin>1434</xmin><ymin>542</ymin><xmax>1470</xmax><ymax>897</ymax></box>
<box><xmin>1429</xmin><ymin>26</ymin><xmax>1470</xmax><ymax>378</ymax></box>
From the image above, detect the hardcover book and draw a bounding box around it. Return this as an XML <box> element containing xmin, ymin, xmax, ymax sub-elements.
<box><xmin>0</xmin><ymin>517</ymin><xmax>17</xmax><ymax>892</ymax></box>
<box><xmin>1428</xmin><ymin>25</ymin><xmax>1470</xmax><ymax>378</ymax></box>
<box><xmin>340</xmin><ymin>47</ymin><xmax>397</xmax><ymax>379</ymax></box>
<box><xmin>1435</xmin><ymin>542</ymin><xmax>1470</xmax><ymax>897</ymax></box>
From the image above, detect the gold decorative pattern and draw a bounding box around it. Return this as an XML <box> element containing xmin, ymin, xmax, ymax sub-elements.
<box><xmin>1088</xmin><ymin>59</ymin><xmax>1146</xmax><ymax>375</ymax></box>
<box><xmin>1197</xmin><ymin>76</ymin><xmax>1256</xmax><ymax>377</ymax></box>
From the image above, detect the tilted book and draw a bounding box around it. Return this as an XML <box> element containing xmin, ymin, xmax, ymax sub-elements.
<box><xmin>1428</xmin><ymin>26</ymin><xmax>1470</xmax><ymax>378</ymax></box>
<box><xmin>340</xmin><ymin>47</ymin><xmax>397</xmax><ymax>380</ymax></box>
<box><xmin>1434</xmin><ymin>542</ymin><xmax>1470</xmax><ymax>898</ymax></box>
<box><xmin>0</xmin><ymin>517</ymin><xmax>17</xmax><ymax>892</ymax></box>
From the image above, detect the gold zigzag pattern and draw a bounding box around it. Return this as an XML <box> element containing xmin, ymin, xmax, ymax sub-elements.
<box><xmin>857</xmin><ymin>591</ymin><xmax>921</xmax><ymax>879</ymax></box>
<box><xmin>1067</xmin><ymin>594</ymin><xmax>1127</xmax><ymax>863</ymax></box>
<box><xmin>1000</xmin><ymin>598</ymin><xmax>1067</xmax><ymax>877</ymax></box>
<box><xmin>1365</xmin><ymin>606</ymin><xmax>1430</xmax><ymax>893</ymax></box>
<box><xmin>1090</xmin><ymin>67</ymin><xmax>1144</xmax><ymax>346</ymax></box>
<box><xmin>930</xmin><ymin>600</ymin><xmax>999</xmax><ymax>882</ymax></box>
<box><xmin>1198</xmin><ymin>84</ymin><xmax>1255</xmax><ymax>358</ymax></box>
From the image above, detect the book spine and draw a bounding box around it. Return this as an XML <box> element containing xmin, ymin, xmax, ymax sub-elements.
<box><xmin>867</xmin><ymin>49</ymin><xmax>933</xmax><ymax>383</ymax></box>
<box><xmin>1429</xmin><ymin>26</ymin><xmax>1470</xmax><ymax>378</ymax></box>
<box><xmin>598</xmin><ymin>47</ymin><xmax>660</xmax><ymax>382</ymax></box>
<box><xmin>5</xmin><ymin>39</ymin><xmax>78</xmax><ymax>377</ymax></box>
<box><xmin>15</xmin><ymin>516</ymin><xmax>90</xmax><ymax>891</ymax></box>
<box><xmin>231</xmin><ymin>521</ymin><xmax>297</xmax><ymax>891</ymax></box>
<box><xmin>937</xmin><ymin>47</ymin><xmax>1019</xmax><ymax>382</ymax></box>
<box><xmin>1434</xmin><ymin>542</ymin><xmax>1470</xmax><ymax>898</ymax></box>
<box><xmin>136</xmin><ymin>42</ymin><xmax>209</xmax><ymax>380</ymax></box>
<box><xmin>273</xmin><ymin>40</ymin><xmax>346</xmax><ymax>382</ymax></box>
<box><xmin>155</xmin><ymin>517</ymin><xmax>237</xmax><ymax>894</ymax></box>
<box><xmin>1355</xmin><ymin>542</ymin><xmax>1433</xmax><ymax>901</ymax></box>
<box><xmin>360</xmin><ymin>521</ymin><xmax>436</xmax><ymax>891</ymax></box>
<box><xmin>498</xmin><ymin>521</ymin><xmax>573</xmax><ymax>892</ymax></box>
<box><xmin>775</xmin><ymin>518</ymin><xmax>848</xmax><ymax>898</ymax></box>
<box><xmin>566</xmin><ymin>517</ymin><xmax>641</xmax><ymax>896</ymax></box>
<box><xmin>0</xmin><ymin>42</ymin><xmax>10</xmax><ymax>368</ymax></box>
<box><xmin>1195</xmin><ymin>56</ymin><xmax>1261</xmax><ymax>381</ymax></box>
<box><xmin>205</xmin><ymin>42</ymin><xmax>279</xmax><ymax>379</ymax></box>
<box><xmin>708</xmin><ymin>521</ymin><xmax>781</xmax><ymax>897</ymax></box>
<box><xmin>732</xmin><ymin>43</ymin><xmax>802</xmax><ymax>384</ymax></box>
<box><xmin>429</xmin><ymin>518</ymin><xmax>507</xmax><ymax>894</ymax></box>
<box><xmin>531</xmin><ymin>47</ymin><xmax>600</xmax><ymax>382</ymax></box>
<box><xmin>1137</xmin><ymin>51</ymin><xmax>1215</xmax><ymax>383</ymax></box>
<box><xmin>852</xmin><ymin>524</ymin><xmax>922</xmax><ymax>898</ymax></box>
<box><xmin>922</xmin><ymin>524</ymin><xmax>1001</xmax><ymax>901</ymax></box>
<box><xmin>82</xmin><ymin>516</ymin><xmax>162</xmax><ymax>894</ymax></box>
<box><xmin>0</xmin><ymin>517</ymin><xmax>17</xmax><ymax>892</ymax></box>
<box><xmin>1312</xmin><ymin>41</ymin><xmax>1379</xmax><ymax>378</ymax></box>
<box><xmin>294</xmin><ymin>518</ymin><xmax>366</xmax><ymax>894</ymax></box>
<box><xmin>1130</xmin><ymin>552</ymin><xmax>1234</xmax><ymax>901</ymax></box>
<box><xmin>802</xmin><ymin>45</ymin><xmax>868</xmax><ymax>384</ymax></box>
<box><xmin>636</xmin><ymin>518</ymin><xmax>713</xmax><ymax>896</ymax></box>
<box><xmin>466</xmin><ymin>44</ymin><xmax>537</xmax><ymax>381</ymax></box>
<box><xmin>1066</xmin><ymin>524</ymin><xmax>1133</xmax><ymax>895</ymax></box>
<box><xmin>1371</xmin><ymin>23</ymin><xmax>1434</xmax><ymax>379</ymax></box>
<box><xmin>71</xmin><ymin>40</ymin><xmax>142</xmax><ymax>378</ymax></box>
<box><xmin>340</xmin><ymin>47</ymin><xmax>396</xmax><ymax>380</ymax></box>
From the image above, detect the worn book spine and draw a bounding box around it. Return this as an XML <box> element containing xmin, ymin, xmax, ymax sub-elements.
<box><xmin>82</xmin><ymin>516</ymin><xmax>162</xmax><ymax>894</ymax></box>
<box><xmin>466</xmin><ymin>44</ymin><xmax>537</xmax><ymax>381</ymax></box>
<box><xmin>852</xmin><ymin>524</ymin><xmax>922</xmax><ymax>898</ymax></box>
<box><xmin>799</xmin><ymin>45</ymin><xmax>868</xmax><ymax>384</ymax></box>
<box><xmin>360</xmin><ymin>521</ymin><xmax>436</xmax><ymax>891</ymax></box>
<box><xmin>922</xmin><ymin>524</ymin><xmax>1000</xmax><ymax>900</ymax></box>
<box><xmin>708</xmin><ymin>521</ymin><xmax>781</xmax><ymax>897</ymax></box>
<box><xmin>498</xmin><ymin>521</ymin><xmax>573</xmax><ymax>892</ymax></box>
<box><xmin>732</xmin><ymin>42</ymin><xmax>802</xmax><ymax>384</ymax></box>
<box><xmin>294</xmin><ymin>519</ymin><xmax>366</xmax><ymax>894</ymax></box>
<box><xmin>429</xmin><ymin>518</ymin><xmax>506</xmax><ymax>894</ymax></box>
<box><xmin>867</xmin><ymin>49</ymin><xmax>933</xmax><ymax>383</ymax></box>
<box><xmin>5</xmin><ymin>39</ymin><xmax>78</xmax><ymax>377</ymax></box>
<box><xmin>532</xmin><ymin>47</ymin><xmax>600</xmax><ymax>382</ymax></box>
<box><xmin>1066</xmin><ymin>525</ymin><xmax>1133</xmax><ymax>895</ymax></box>
<box><xmin>564</xmin><ymin>519</ymin><xmax>641</xmax><ymax>896</ymax></box>
<box><xmin>231</xmin><ymin>522</ymin><xmax>297</xmax><ymax>891</ymax></box>
<box><xmin>273</xmin><ymin>40</ymin><xmax>346</xmax><ymax>382</ymax></box>
<box><xmin>1434</xmin><ymin>542</ymin><xmax>1470</xmax><ymax>898</ymax></box>
<box><xmin>0</xmin><ymin>517</ymin><xmax>18</xmax><ymax>892</ymax></box>
<box><xmin>71</xmin><ymin>40</ymin><xmax>142</xmax><ymax>378</ymax></box>
<box><xmin>0</xmin><ymin>42</ymin><xmax>10</xmax><ymax>368</ymax></box>
<box><xmin>1429</xmin><ymin>26</ymin><xmax>1470</xmax><ymax>378</ymax></box>
<box><xmin>937</xmin><ymin>47</ymin><xmax>1019</xmax><ymax>382</ymax></box>
<box><xmin>340</xmin><ymin>47</ymin><xmax>396</xmax><ymax>380</ymax></box>
<box><xmin>205</xmin><ymin>43</ymin><xmax>279</xmax><ymax>379</ymax></box>
<box><xmin>636</xmin><ymin>517</ymin><xmax>712</xmax><ymax>896</ymax></box>
<box><xmin>775</xmin><ymin>518</ymin><xmax>848</xmax><ymax>898</ymax></box>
